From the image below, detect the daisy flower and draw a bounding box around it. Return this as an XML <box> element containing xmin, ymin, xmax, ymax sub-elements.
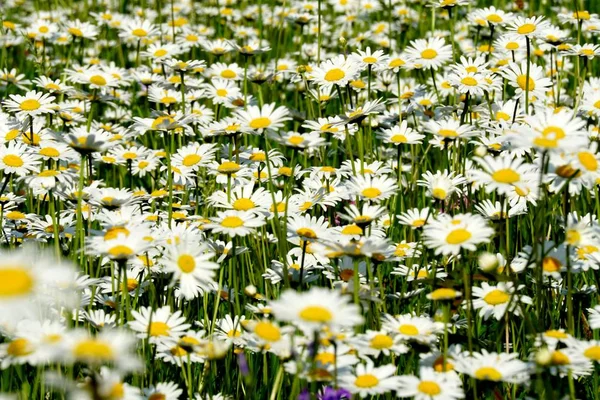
<box><xmin>514</xmin><ymin>108</ymin><xmax>587</xmax><ymax>152</ymax></box>
<box><xmin>310</xmin><ymin>55</ymin><xmax>361</xmax><ymax>88</ymax></box>
<box><xmin>339</xmin><ymin>362</ymin><xmax>401</xmax><ymax>398</ymax></box>
<box><xmin>3</xmin><ymin>91</ymin><xmax>56</xmax><ymax>118</ymax></box>
<box><xmin>60</xmin><ymin>126</ymin><xmax>113</xmax><ymax>154</ymax></box>
<box><xmin>423</xmin><ymin>213</ymin><xmax>494</xmax><ymax>255</ymax></box>
<box><xmin>204</xmin><ymin>210</ymin><xmax>266</xmax><ymax>237</ymax></box>
<box><xmin>62</xmin><ymin>329</ymin><xmax>141</xmax><ymax>371</ymax></box>
<box><xmin>417</xmin><ymin>170</ymin><xmax>467</xmax><ymax>201</ymax></box>
<box><xmin>163</xmin><ymin>240</ymin><xmax>219</xmax><ymax>300</ymax></box>
<box><xmin>397</xmin><ymin>208</ymin><xmax>431</xmax><ymax>229</ymax></box>
<box><xmin>287</xmin><ymin>214</ymin><xmax>330</xmax><ymax>243</ymax></box>
<box><xmin>470</xmin><ymin>155</ymin><xmax>536</xmax><ymax>195</ymax></box>
<box><xmin>502</xmin><ymin>61</ymin><xmax>552</xmax><ymax>102</ymax></box>
<box><xmin>377</xmin><ymin>120</ymin><xmax>424</xmax><ymax>145</ymax></box>
<box><xmin>118</xmin><ymin>18</ymin><xmax>158</xmax><ymax>42</ymax></box>
<box><xmin>423</xmin><ymin>117</ymin><xmax>477</xmax><ymax>141</ymax></box>
<box><xmin>235</xmin><ymin>103</ymin><xmax>290</xmax><ymax>133</ymax></box>
<box><xmin>405</xmin><ymin>37</ymin><xmax>453</xmax><ymax>70</ymax></box>
<box><xmin>269</xmin><ymin>287</ymin><xmax>363</xmax><ymax>333</ymax></box>
<box><xmin>0</xmin><ymin>247</ymin><xmax>77</xmax><ymax>325</ymax></box>
<box><xmin>129</xmin><ymin>306</ymin><xmax>191</xmax><ymax>344</ymax></box>
<box><xmin>397</xmin><ymin>367</ymin><xmax>464</xmax><ymax>400</ymax></box>
<box><xmin>350</xmin><ymin>47</ymin><xmax>389</xmax><ymax>70</ymax></box>
<box><xmin>347</xmin><ymin>175</ymin><xmax>399</xmax><ymax>202</ymax></box>
<box><xmin>143</xmin><ymin>382</ymin><xmax>183</xmax><ymax>400</ymax></box>
<box><xmin>472</xmin><ymin>282</ymin><xmax>532</xmax><ymax>320</ymax></box>
<box><xmin>455</xmin><ymin>350</ymin><xmax>529</xmax><ymax>383</ymax></box>
<box><xmin>0</xmin><ymin>142</ymin><xmax>41</xmax><ymax>177</ymax></box>
<box><xmin>508</xmin><ymin>16</ymin><xmax>550</xmax><ymax>38</ymax></box>
<box><xmin>382</xmin><ymin>313</ymin><xmax>444</xmax><ymax>344</ymax></box>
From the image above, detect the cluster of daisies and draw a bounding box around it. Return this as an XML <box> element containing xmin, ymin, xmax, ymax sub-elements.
<box><xmin>3</xmin><ymin>0</ymin><xmax>600</xmax><ymax>399</ymax></box>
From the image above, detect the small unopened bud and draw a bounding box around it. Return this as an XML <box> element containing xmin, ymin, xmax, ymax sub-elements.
<box><xmin>339</xmin><ymin>36</ymin><xmax>346</xmax><ymax>46</ymax></box>
<box><xmin>536</xmin><ymin>348</ymin><xmax>552</xmax><ymax>366</ymax></box>
<box><xmin>474</xmin><ymin>146</ymin><xmax>487</xmax><ymax>157</ymax></box>
<box><xmin>297</xmin><ymin>65</ymin><xmax>307</xmax><ymax>74</ymax></box>
<box><xmin>478</xmin><ymin>252</ymin><xmax>499</xmax><ymax>272</ymax></box>
<box><xmin>244</xmin><ymin>285</ymin><xmax>257</xmax><ymax>297</ymax></box>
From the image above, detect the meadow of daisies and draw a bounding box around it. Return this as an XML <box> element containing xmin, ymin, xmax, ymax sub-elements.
<box><xmin>6</xmin><ymin>0</ymin><xmax>600</xmax><ymax>399</ymax></box>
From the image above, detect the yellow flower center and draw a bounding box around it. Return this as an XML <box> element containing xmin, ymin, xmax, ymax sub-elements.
<box><xmin>324</xmin><ymin>68</ymin><xmax>346</xmax><ymax>82</ymax></box>
<box><xmin>342</xmin><ymin>224</ymin><xmax>363</xmax><ymax>235</ymax></box>
<box><xmin>233</xmin><ymin>198</ymin><xmax>255</xmax><ymax>211</ymax></box>
<box><xmin>461</xmin><ymin>76</ymin><xmax>478</xmax><ymax>86</ymax></box>
<box><xmin>446</xmin><ymin>228</ymin><xmax>471</xmax><ymax>244</ymax></box>
<box><xmin>432</xmin><ymin>188</ymin><xmax>447</xmax><ymax>199</ymax></box>
<box><xmin>39</xmin><ymin>170</ymin><xmax>58</xmax><ymax>177</ymax></box>
<box><xmin>288</xmin><ymin>135</ymin><xmax>304</xmax><ymax>146</ymax></box>
<box><xmin>483</xmin><ymin>289</ymin><xmax>510</xmax><ymax>305</ymax></box>
<box><xmin>182</xmin><ymin>154</ymin><xmax>201</xmax><ymax>167</ymax></box>
<box><xmin>3</xmin><ymin>154</ymin><xmax>24</xmax><ymax>167</ymax></box>
<box><xmin>132</xmin><ymin>28</ymin><xmax>147</xmax><ymax>37</ymax></box>
<box><xmin>68</xmin><ymin>27</ymin><xmax>83</xmax><ymax>36</ymax></box>
<box><xmin>370</xmin><ymin>334</ymin><xmax>393</xmax><ymax>349</ymax></box>
<box><xmin>390</xmin><ymin>134</ymin><xmax>407</xmax><ymax>143</ymax></box>
<box><xmin>177</xmin><ymin>254</ymin><xmax>195</xmax><ymax>273</ymax></box>
<box><xmin>90</xmin><ymin>75</ymin><xmax>107</xmax><ymax>86</ymax></box>
<box><xmin>584</xmin><ymin>346</ymin><xmax>600</xmax><ymax>360</ymax></box>
<box><xmin>254</xmin><ymin>321</ymin><xmax>281</xmax><ymax>342</ymax></box>
<box><xmin>151</xmin><ymin>116</ymin><xmax>175</xmax><ymax>129</ymax></box>
<box><xmin>315</xmin><ymin>352</ymin><xmax>335</xmax><ymax>365</ymax></box>
<box><xmin>299</xmin><ymin>305</ymin><xmax>332</xmax><ymax>322</ymax></box>
<box><xmin>578</xmin><ymin>152</ymin><xmax>598</xmax><ymax>171</ymax></box>
<box><xmin>516</xmin><ymin>75</ymin><xmax>536</xmax><ymax>91</ymax></box>
<box><xmin>492</xmin><ymin>168</ymin><xmax>520</xmax><ymax>183</ymax></box>
<box><xmin>551</xmin><ymin>350</ymin><xmax>570</xmax><ymax>365</ymax></box>
<box><xmin>487</xmin><ymin>14</ymin><xmax>503</xmax><ymax>23</ymax></box>
<box><xmin>542</xmin><ymin>256</ymin><xmax>562</xmax><ymax>272</ymax></box>
<box><xmin>421</xmin><ymin>49</ymin><xmax>438</xmax><ymax>59</ymax></box>
<box><xmin>545</xmin><ymin>329</ymin><xmax>568</xmax><ymax>339</ymax></box>
<box><xmin>220</xmin><ymin>69</ymin><xmax>237</xmax><ymax>79</ymax></box>
<box><xmin>250</xmin><ymin>152</ymin><xmax>266</xmax><ymax>162</ymax></box>
<box><xmin>161</xmin><ymin>96</ymin><xmax>177</xmax><ymax>104</ymax></box>
<box><xmin>20</xmin><ymin>99</ymin><xmax>41</xmax><ymax>111</ymax></box>
<box><xmin>154</xmin><ymin>49</ymin><xmax>168</xmax><ymax>57</ymax></box>
<box><xmin>249</xmin><ymin>117</ymin><xmax>272</xmax><ymax>129</ymax></box>
<box><xmin>517</xmin><ymin>23</ymin><xmax>536</xmax><ymax>35</ymax></box>
<box><xmin>418</xmin><ymin>381</ymin><xmax>441</xmax><ymax>396</ymax></box>
<box><xmin>363</xmin><ymin>56</ymin><xmax>377</xmax><ymax>63</ymax></box>
<box><xmin>430</xmin><ymin>288</ymin><xmax>457</xmax><ymax>300</ymax></box>
<box><xmin>217</xmin><ymin>161</ymin><xmax>241</xmax><ymax>173</ymax></box>
<box><xmin>108</xmin><ymin>245</ymin><xmax>134</xmax><ymax>258</ymax></box>
<box><xmin>398</xmin><ymin>324</ymin><xmax>419</xmax><ymax>335</ymax></box>
<box><xmin>438</xmin><ymin>129</ymin><xmax>458</xmax><ymax>137</ymax></box>
<box><xmin>355</xmin><ymin>374</ymin><xmax>379</xmax><ymax>388</ymax></box>
<box><xmin>0</xmin><ymin>267</ymin><xmax>33</xmax><ymax>297</ymax></box>
<box><xmin>296</xmin><ymin>227</ymin><xmax>317</xmax><ymax>239</ymax></box>
<box><xmin>221</xmin><ymin>216</ymin><xmax>244</xmax><ymax>228</ymax></box>
<box><xmin>149</xmin><ymin>321</ymin><xmax>170</xmax><ymax>336</ymax></box>
<box><xmin>73</xmin><ymin>339</ymin><xmax>114</xmax><ymax>360</ymax></box>
<box><xmin>474</xmin><ymin>367</ymin><xmax>502</xmax><ymax>381</ymax></box>
<box><xmin>216</xmin><ymin>89</ymin><xmax>228</xmax><ymax>97</ymax></box>
<box><xmin>362</xmin><ymin>187</ymin><xmax>382</xmax><ymax>199</ymax></box>
<box><xmin>7</xmin><ymin>338</ymin><xmax>33</xmax><ymax>356</ymax></box>
<box><xmin>6</xmin><ymin>211</ymin><xmax>25</xmax><ymax>220</ymax></box>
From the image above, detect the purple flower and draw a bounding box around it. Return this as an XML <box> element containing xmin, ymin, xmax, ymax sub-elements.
<box><xmin>237</xmin><ymin>352</ymin><xmax>249</xmax><ymax>376</ymax></box>
<box><xmin>319</xmin><ymin>387</ymin><xmax>352</xmax><ymax>400</ymax></box>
